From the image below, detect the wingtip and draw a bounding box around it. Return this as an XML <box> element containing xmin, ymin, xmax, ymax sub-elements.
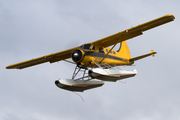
<box><xmin>165</xmin><ymin>14</ymin><xmax>175</xmax><ymax>20</ymax></box>
<box><xmin>6</xmin><ymin>66</ymin><xmax>10</xmax><ymax>69</ymax></box>
<box><xmin>6</xmin><ymin>65</ymin><xmax>18</xmax><ymax>69</ymax></box>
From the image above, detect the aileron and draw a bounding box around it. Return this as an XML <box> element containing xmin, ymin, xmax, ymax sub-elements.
<box><xmin>6</xmin><ymin>47</ymin><xmax>77</xmax><ymax>69</ymax></box>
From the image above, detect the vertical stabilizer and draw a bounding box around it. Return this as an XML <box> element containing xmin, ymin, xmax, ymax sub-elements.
<box><xmin>117</xmin><ymin>41</ymin><xmax>131</xmax><ymax>59</ymax></box>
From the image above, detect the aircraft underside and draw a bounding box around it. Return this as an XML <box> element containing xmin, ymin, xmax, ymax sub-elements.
<box><xmin>55</xmin><ymin>61</ymin><xmax>137</xmax><ymax>92</ymax></box>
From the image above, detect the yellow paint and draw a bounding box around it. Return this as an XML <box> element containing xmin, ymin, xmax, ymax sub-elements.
<box><xmin>80</xmin><ymin>41</ymin><xmax>132</xmax><ymax>67</ymax></box>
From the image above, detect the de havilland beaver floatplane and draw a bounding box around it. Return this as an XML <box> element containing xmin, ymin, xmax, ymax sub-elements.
<box><xmin>6</xmin><ymin>14</ymin><xmax>175</xmax><ymax>92</ymax></box>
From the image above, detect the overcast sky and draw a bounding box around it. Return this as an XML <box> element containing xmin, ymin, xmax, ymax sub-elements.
<box><xmin>1</xmin><ymin>0</ymin><xmax>180</xmax><ymax>120</ymax></box>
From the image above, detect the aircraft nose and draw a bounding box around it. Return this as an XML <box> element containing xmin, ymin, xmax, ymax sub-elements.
<box><xmin>72</xmin><ymin>49</ymin><xmax>84</xmax><ymax>63</ymax></box>
<box><xmin>55</xmin><ymin>80</ymin><xmax>60</xmax><ymax>85</ymax></box>
<box><xmin>72</xmin><ymin>50</ymin><xmax>81</xmax><ymax>60</ymax></box>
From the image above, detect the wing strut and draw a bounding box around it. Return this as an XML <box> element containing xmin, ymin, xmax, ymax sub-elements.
<box><xmin>63</xmin><ymin>60</ymin><xmax>76</xmax><ymax>64</ymax></box>
<box><xmin>99</xmin><ymin>38</ymin><xmax>122</xmax><ymax>63</ymax></box>
<box><xmin>99</xmin><ymin>29</ymin><xmax>131</xmax><ymax>63</ymax></box>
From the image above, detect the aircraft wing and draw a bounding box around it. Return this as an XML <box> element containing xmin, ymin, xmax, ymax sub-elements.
<box><xmin>92</xmin><ymin>14</ymin><xmax>175</xmax><ymax>47</ymax></box>
<box><xmin>6</xmin><ymin>14</ymin><xmax>174</xmax><ymax>69</ymax></box>
<box><xmin>6</xmin><ymin>47</ymin><xmax>77</xmax><ymax>69</ymax></box>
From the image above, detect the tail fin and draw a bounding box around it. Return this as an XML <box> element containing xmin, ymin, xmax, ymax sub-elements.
<box><xmin>117</xmin><ymin>41</ymin><xmax>131</xmax><ymax>59</ymax></box>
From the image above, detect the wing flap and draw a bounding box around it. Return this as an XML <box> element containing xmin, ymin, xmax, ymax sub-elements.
<box><xmin>49</xmin><ymin>52</ymin><xmax>72</xmax><ymax>63</ymax></box>
<box><xmin>93</xmin><ymin>14</ymin><xmax>175</xmax><ymax>47</ymax></box>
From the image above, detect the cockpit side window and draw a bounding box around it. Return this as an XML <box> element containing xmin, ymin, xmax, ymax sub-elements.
<box><xmin>92</xmin><ymin>45</ymin><xmax>95</xmax><ymax>50</ymax></box>
<box><xmin>99</xmin><ymin>48</ymin><xmax>104</xmax><ymax>53</ymax></box>
<box><xmin>83</xmin><ymin>44</ymin><xmax>92</xmax><ymax>50</ymax></box>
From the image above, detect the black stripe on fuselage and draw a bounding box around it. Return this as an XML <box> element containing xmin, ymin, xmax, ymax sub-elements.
<box><xmin>84</xmin><ymin>51</ymin><xmax>124</xmax><ymax>61</ymax></box>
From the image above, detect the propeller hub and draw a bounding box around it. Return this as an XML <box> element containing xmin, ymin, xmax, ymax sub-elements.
<box><xmin>72</xmin><ymin>49</ymin><xmax>84</xmax><ymax>63</ymax></box>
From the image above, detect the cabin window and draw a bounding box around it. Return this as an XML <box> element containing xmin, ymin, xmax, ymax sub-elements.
<box><xmin>106</xmin><ymin>49</ymin><xmax>108</xmax><ymax>53</ymax></box>
<box><xmin>83</xmin><ymin>44</ymin><xmax>92</xmax><ymax>50</ymax></box>
<box><xmin>99</xmin><ymin>48</ymin><xmax>104</xmax><ymax>53</ymax></box>
<box><xmin>110</xmin><ymin>51</ymin><xmax>112</xmax><ymax>54</ymax></box>
<box><xmin>113</xmin><ymin>51</ymin><xmax>116</xmax><ymax>55</ymax></box>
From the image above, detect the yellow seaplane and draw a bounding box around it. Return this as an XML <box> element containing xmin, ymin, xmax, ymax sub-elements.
<box><xmin>6</xmin><ymin>14</ymin><xmax>175</xmax><ymax>92</ymax></box>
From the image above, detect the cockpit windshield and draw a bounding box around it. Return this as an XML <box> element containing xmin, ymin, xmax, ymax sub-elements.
<box><xmin>79</xmin><ymin>45</ymin><xmax>83</xmax><ymax>48</ymax></box>
<box><xmin>83</xmin><ymin>44</ymin><xmax>92</xmax><ymax>50</ymax></box>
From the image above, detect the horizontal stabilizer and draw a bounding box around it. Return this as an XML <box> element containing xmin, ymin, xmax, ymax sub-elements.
<box><xmin>129</xmin><ymin>50</ymin><xmax>157</xmax><ymax>62</ymax></box>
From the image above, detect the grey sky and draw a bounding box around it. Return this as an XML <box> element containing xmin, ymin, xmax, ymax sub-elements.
<box><xmin>1</xmin><ymin>0</ymin><xmax>180</xmax><ymax>120</ymax></box>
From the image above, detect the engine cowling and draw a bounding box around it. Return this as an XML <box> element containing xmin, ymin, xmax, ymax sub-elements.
<box><xmin>72</xmin><ymin>49</ymin><xmax>85</xmax><ymax>63</ymax></box>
